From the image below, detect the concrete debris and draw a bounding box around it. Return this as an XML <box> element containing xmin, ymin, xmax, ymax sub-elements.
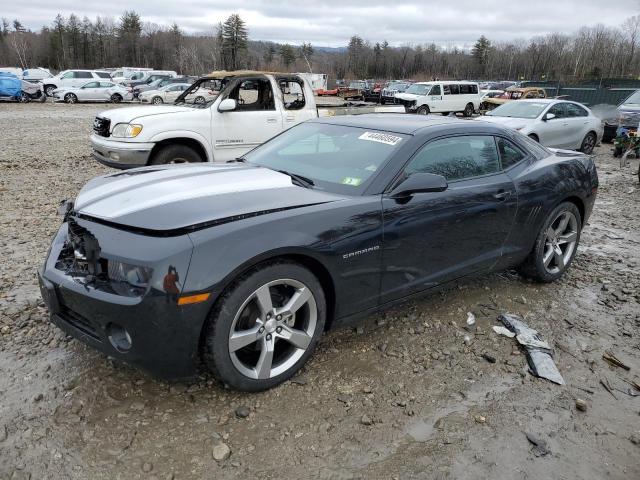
<box><xmin>492</xmin><ymin>325</ymin><xmax>516</xmax><ymax>338</ymax></box>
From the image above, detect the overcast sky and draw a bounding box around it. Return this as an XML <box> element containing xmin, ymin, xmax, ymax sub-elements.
<box><xmin>7</xmin><ymin>0</ymin><xmax>640</xmax><ymax>48</ymax></box>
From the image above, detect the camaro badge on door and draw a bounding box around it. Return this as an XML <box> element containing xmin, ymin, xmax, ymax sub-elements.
<box><xmin>343</xmin><ymin>245</ymin><xmax>380</xmax><ymax>260</ymax></box>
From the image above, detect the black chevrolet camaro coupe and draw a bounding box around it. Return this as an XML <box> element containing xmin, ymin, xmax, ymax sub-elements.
<box><xmin>39</xmin><ymin>115</ymin><xmax>598</xmax><ymax>391</ymax></box>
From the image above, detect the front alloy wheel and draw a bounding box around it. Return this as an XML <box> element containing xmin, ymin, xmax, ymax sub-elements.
<box><xmin>228</xmin><ymin>279</ymin><xmax>317</xmax><ymax>380</ymax></box>
<box><xmin>203</xmin><ymin>262</ymin><xmax>326</xmax><ymax>391</ymax></box>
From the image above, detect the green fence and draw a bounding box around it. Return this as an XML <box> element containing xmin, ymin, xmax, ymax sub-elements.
<box><xmin>521</xmin><ymin>79</ymin><xmax>639</xmax><ymax>106</ymax></box>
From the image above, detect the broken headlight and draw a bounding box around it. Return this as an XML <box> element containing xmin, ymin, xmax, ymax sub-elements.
<box><xmin>108</xmin><ymin>260</ymin><xmax>153</xmax><ymax>288</ymax></box>
<box><xmin>111</xmin><ymin>123</ymin><xmax>143</xmax><ymax>138</ymax></box>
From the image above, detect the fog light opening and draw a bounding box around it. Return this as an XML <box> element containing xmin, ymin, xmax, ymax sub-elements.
<box><xmin>107</xmin><ymin>323</ymin><xmax>132</xmax><ymax>352</ymax></box>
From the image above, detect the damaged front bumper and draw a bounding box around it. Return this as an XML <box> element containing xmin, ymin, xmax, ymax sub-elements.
<box><xmin>90</xmin><ymin>134</ymin><xmax>153</xmax><ymax>169</ymax></box>
<box><xmin>39</xmin><ymin>217</ymin><xmax>212</xmax><ymax>379</ymax></box>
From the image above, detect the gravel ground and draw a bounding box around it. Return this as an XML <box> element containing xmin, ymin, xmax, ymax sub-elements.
<box><xmin>1</xmin><ymin>102</ymin><xmax>639</xmax><ymax>480</ymax></box>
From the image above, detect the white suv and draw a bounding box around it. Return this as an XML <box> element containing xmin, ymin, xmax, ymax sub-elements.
<box><xmin>43</xmin><ymin>70</ymin><xmax>112</xmax><ymax>97</ymax></box>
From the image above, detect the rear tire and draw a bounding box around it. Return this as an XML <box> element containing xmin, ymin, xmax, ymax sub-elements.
<box><xmin>149</xmin><ymin>144</ymin><xmax>202</xmax><ymax>165</ymax></box>
<box><xmin>463</xmin><ymin>103</ymin><xmax>474</xmax><ymax>117</ymax></box>
<box><xmin>203</xmin><ymin>261</ymin><xmax>326</xmax><ymax>391</ymax></box>
<box><xmin>417</xmin><ymin>105</ymin><xmax>430</xmax><ymax>115</ymax></box>
<box><xmin>18</xmin><ymin>92</ymin><xmax>30</xmax><ymax>103</ymax></box>
<box><xmin>518</xmin><ymin>202</ymin><xmax>582</xmax><ymax>283</ymax></box>
<box><xmin>579</xmin><ymin>132</ymin><xmax>596</xmax><ymax>154</ymax></box>
<box><xmin>110</xmin><ymin>93</ymin><xmax>122</xmax><ymax>103</ymax></box>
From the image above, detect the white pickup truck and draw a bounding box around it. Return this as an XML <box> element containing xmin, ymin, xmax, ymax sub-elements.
<box><xmin>91</xmin><ymin>71</ymin><xmax>402</xmax><ymax>168</ymax></box>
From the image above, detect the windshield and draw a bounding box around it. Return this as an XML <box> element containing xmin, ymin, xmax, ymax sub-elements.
<box><xmin>487</xmin><ymin>101</ymin><xmax>548</xmax><ymax>119</ymax></box>
<box><xmin>405</xmin><ymin>84</ymin><xmax>430</xmax><ymax>95</ymax></box>
<box><xmin>243</xmin><ymin>122</ymin><xmax>406</xmax><ymax>195</ymax></box>
<box><xmin>349</xmin><ymin>81</ymin><xmax>366</xmax><ymax>89</ymax></box>
<box><xmin>623</xmin><ymin>90</ymin><xmax>640</xmax><ymax>105</ymax></box>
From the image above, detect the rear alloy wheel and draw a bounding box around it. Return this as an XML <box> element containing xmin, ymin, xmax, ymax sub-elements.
<box><xmin>518</xmin><ymin>202</ymin><xmax>581</xmax><ymax>282</ymax></box>
<box><xmin>64</xmin><ymin>93</ymin><xmax>77</xmax><ymax>104</ymax></box>
<box><xmin>149</xmin><ymin>144</ymin><xmax>202</xmax><ymax>165</ymax></box>
<box><xmin>151</xmin><ymin>96</ymin><xmax>163</xmax><ymax>104</ymax></box>
<box><xmin>110</xmin><ymin>93</ymin><xmax>122</xmax><ymax>104</ymax></box>
<box><xmin>203</xmin><ymin>262</ymin><xmax>326</xmax><ymax>391</ymax></box>
<box><xmin>18</xmin><ymin>92</ymin><xmax>30</xmax><ymax>103</ymax></box>
<box><xmin>463</xmin><ymin>103</ymin><xmax>474</xmax><ymax>117</ymax></box>
<box><xmin>416</xmin><ymin>105</ymin><xmax>430</xmax><ymax>115</ymax></box>
<box><xmin>580</xmin><ymin>132</ymin><xmax>596</xmax><ymax>154</ymax></box>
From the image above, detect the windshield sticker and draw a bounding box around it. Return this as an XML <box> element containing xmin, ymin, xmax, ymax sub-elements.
<box><xmin>358</xmin><ymin>131</ymin><xmax>402</xmax><ymax>146</ymax></box>
<box><xmin>342</xmin><ymin>177</ymin><xmax>362</xmax><ymax>186</ymax></box>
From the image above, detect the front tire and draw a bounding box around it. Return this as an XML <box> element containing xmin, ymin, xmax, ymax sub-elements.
<box><xmin>203</xmin><ymin>261</ymin><xmax>326</xmax><ymax>391</ymax></box>
<box><xmin>44</xmin><ymin>84</ymin><xmax>56</xmax><ymax>97</ymax></box>
<box><xmin>151</xmin><ymin>96</ymin><xmax>163</xmax><ymax>104</ymax></box>
<box><xmin>580</xmin><ymin>132</ymin><xmax>596</xmax><ymax>154</ymax></box>
<box><xmin>417</xmin><ymin>105</ymin><xmax>430</xmax><ymax>115</ymax></box>
<box><xmin>518</xmin><ymin>202</ymin><xmax>581</xmax><ymax>283</ymax></box>
<box><xmin>149</xmin><ymin>144</ymin><xmax>202</xmax><ymax>165</ymax></box>
<box><xmin>64</xmin><ymin>93</ymin><xmax>77</xmax><ymax>104</ymax></box>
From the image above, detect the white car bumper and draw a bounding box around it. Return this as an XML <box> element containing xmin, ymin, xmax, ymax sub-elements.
<box><xmin>90</xmin><ymin>134</ymin><xmax>155</xmax><ymax>169</ymax></box>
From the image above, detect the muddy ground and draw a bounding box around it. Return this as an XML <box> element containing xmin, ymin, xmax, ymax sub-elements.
<box><xmin>0</xmin><ymin>102</ymin><xmax>639</xmax><ymax>480</ymax></box>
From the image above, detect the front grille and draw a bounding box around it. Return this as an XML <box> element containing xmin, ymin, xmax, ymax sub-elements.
<box><xmin>398</xmin><ymin>99</ymin><xmax>416</xmax><ymax>108</ymax></box>
<box><xmin>57</xmin><ymin>306</ymin><xmax>102</xmax><ymax>341</ymax></box>
<box><xmin>93</xmin><ymin>116</ymin><xmax>111</xmax><ymax>137</ymax></box>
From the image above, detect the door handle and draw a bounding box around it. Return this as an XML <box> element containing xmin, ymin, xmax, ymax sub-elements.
<box><xmin>285</xmin><ymin>116</ymin><xmax>295</xmax><ymax>122</ymax></box>
<box><xmin>267</xmin><ymin>118</ymin><xmax>278</xmax><ymax>124</ymax></box>
<box><xmin>493</xmin><ymin>190</ymin><xmax>511</xmax><ymax>201</ymax></box>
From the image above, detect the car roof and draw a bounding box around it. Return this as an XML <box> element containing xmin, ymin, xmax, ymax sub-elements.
<box><xmin>311</xmin><ymin>114</ymin><xmax>467</xmax><ymax>134</ymax></box>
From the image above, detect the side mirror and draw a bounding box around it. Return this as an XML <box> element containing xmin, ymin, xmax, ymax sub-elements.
<box><xmin>543</xmin><ymin>113</ymin><xmax>556</xmax><ymax>121</ymax></box>
<box><xmin>218</xmin><ymin>98</ymin><xmax>237</xmax><ymax>112</ymax></box>
<box><xmin>389</xmin><ymin>173</ymin><xmax>448</xmax><ymax>198</ymax></box>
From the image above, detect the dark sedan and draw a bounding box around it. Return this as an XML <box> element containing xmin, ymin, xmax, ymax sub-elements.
<box><xmin>39</xmin><ymin>115</ymin><xmax>598</xmax><ymax>391</ymax></box>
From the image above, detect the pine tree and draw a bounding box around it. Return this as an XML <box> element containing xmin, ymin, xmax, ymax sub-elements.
<box><xmin>280</xmin><ymin>44</ymin><xmax>296</xmax><ymax>68</ymax></box>
<box><xmin>221</xmin><ymin>14</ymin><xmax>248</xmax><ymax>70</ymax></box>
<box><xmin>472</xmin><ymin>35</ymin><xmax>492</xmax><ymax>75</ymax></box>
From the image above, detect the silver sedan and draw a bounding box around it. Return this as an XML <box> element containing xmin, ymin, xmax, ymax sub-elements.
<box><xmin>480</xmin><ymin>99</ymin><xmax>603</xmax><ymax>154</ymax></box>
<box><xmin>53</xmin><ymin>81</ymin><xmax>133</xmax><ymax>104</ymax></box>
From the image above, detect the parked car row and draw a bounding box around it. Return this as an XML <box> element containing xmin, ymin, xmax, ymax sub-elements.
<box><xmin>0</xmin><ymin>72</ymin><xmax>47</xmax><ymax>103</ymax></box>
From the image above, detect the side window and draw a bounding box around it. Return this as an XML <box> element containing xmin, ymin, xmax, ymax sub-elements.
<box><xmin>96</xmin><ymin>72</ymin><xmax>111</xmax><ymax>79</ymax></box>
<box><xmin>443</xmin><ymin>84</ymin><xmax>451</xmax><ymax>95</ymax></box>
<box><xmin>429</xmin><ymin>85</ymin><xmax>441</xmax><ymax>96</ymax></box>
<box><xmin>496</xmin><ymin>137</ymin><xmax>526</xmax><ymax>169</ymax></box>
<box><xmin>99</xmin><ymin>82</ymin><xmax>114</xmax><ymax>88</ymax></box>
<box><xmin>450</xmin><ymin>84</ymin><xmax>460</xmax><ymax>95</ymax></box>
<box><xmin>471</xmin><ymin>84</ymin><xmax>478</xmax><ymax>94</ymax></box>
<box><xmin>226</xmin><ymin>78</ymin><xmax>275</xmax><ymax>111</ymax></box>
<box><xmin>82</xmin><ymin>82</ymin><xmax>99</xmax><ymax>88</ymax></box>
<box><xmin>61</xmin><ymin>71</ymin><xmax>75</xmax><ymax>79</ymax></box>
<box><xmin>77</xmin><ymin>71</ymin><xmax>92</xmax><ymax>78</ymax></box>
<box><xmin>565</xmin><ymin>103</ymin><xmax>588</xmax><ymax>117</ymax></box>
<box><xmin>279</xmin><ymin>79</ymin><xmax>306</xmax><ymax>110</ymax></box>
<box><xmin>405</xmin><ymin>136</ymin><xmax>501</xmax><ymax>181</ymax></box>
<box><xmin>547</xmin><ymin>103</ymin><xmax>566</xmax><ymax>118</ymax></box>
<box><xmin>459</xmin><ymin>84</ymin><xmax>470</xmax><ymax>94</ymax></box>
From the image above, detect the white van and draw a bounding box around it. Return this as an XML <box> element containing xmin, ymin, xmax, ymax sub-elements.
<box><xmin>395</xmin><ymin>81</ymin><xmax>481</xmax><ymax>116</ymax></box>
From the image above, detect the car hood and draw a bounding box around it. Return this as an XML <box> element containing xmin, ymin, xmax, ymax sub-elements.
<box><xmin>73</xmin><ymin>164</ymin><xmax>344</xmax><ymax>233</ymax></box>
<box><xmin>481</xmin><ymin>116</ymin><xmax>531</xmax><ymax>130</ymax></box>
<box><xmin>96</xmin><ymin>105</ymin><xmax>196</xmax><ymax>124</ymax></box>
